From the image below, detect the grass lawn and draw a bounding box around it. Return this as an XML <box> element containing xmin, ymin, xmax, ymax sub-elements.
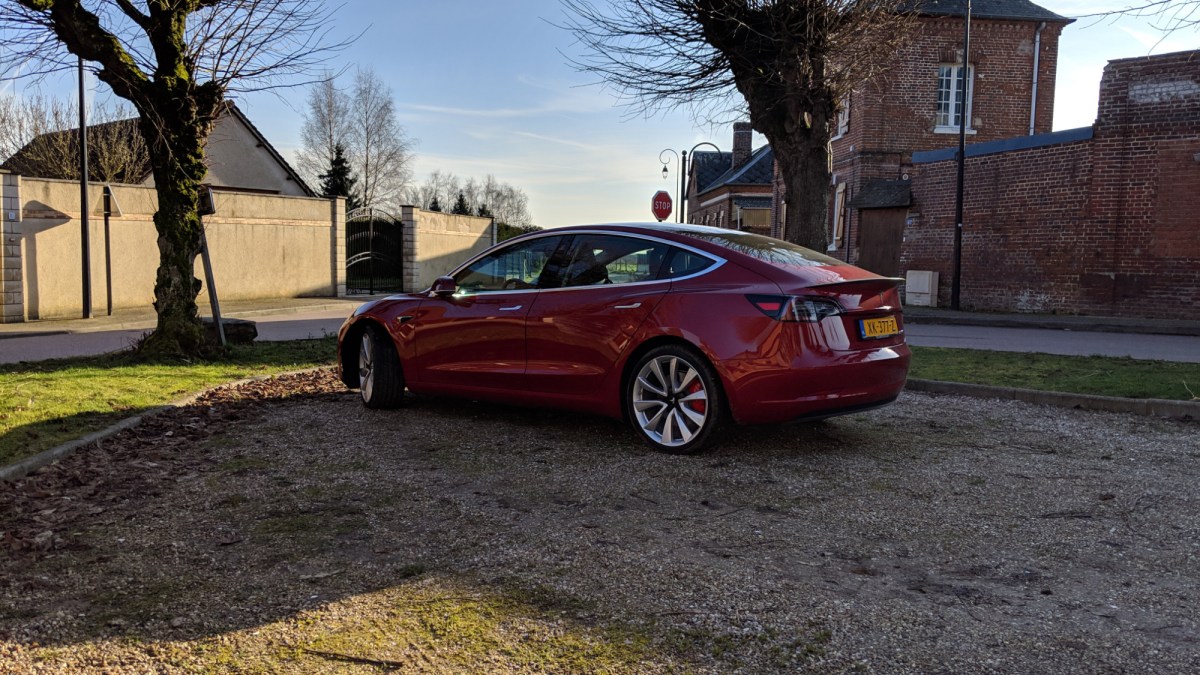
<box><xmin>0</xmin><ymin>337</ymin><xmax>337</xmax><ymax>467</ymax></box>
<box><xmin>909</xmin><ymin>346</ymin><xmax>1200</xmax><ymax>402</ymax></box>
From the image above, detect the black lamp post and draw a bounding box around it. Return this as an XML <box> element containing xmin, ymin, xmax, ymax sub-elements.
<box><xmin>658</xmin><ymin>148</ymin><xmax>681</xmax><ymax>222</ymax></box>
<box><xmin>682</xmin><ymin>142</ymin><xmax>722</xmax><ymax>224</ymax></box>
<box><xmin>78</xmin><ymin>55</ymin><xmax>92</xmax><ymax>319</ymax></box>
<box><xmin>951</xmin><ymin>0</ymin><xmax>971</xmax><ymax>311</ymax></box>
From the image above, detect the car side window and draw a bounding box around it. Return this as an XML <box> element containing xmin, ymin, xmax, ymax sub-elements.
<box><xmin>454</xmin><ymin>236</ymin><xmax>565</xmax><ymax>293</ymax></box>
<box><xmin>659</xmin><ymin>247</ymin><xmax>718</xmax><ymax>280</ymax></box>
<box><xmin>561</xmin><ymin>235</ymin><xmax>671</xmax><ymax>287</ymax></box>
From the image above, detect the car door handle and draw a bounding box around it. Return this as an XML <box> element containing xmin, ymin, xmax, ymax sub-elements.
<box><xmin>613</xmin><ymin>302</ymin><xmax>642</xmax><ymax>309</ymax></box>
<box><xmin>498</xmin><ymin>305</ymin><xmax>523</xmax><ymax>311</ymax></box>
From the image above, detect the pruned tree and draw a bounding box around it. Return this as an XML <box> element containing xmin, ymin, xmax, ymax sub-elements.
<box><xmin>561</xmin><ymin>0</ymin><xmax>918</xmax><ymax>250</ymax></box>
<box><xmin>349</xmin><ymin>68</ymin><xmax>413</xmax><ymax>210</ymax></box>
<box><xmin>0</xmin><ymin>94</ymin><xmax>149</xmax><ymax>183</ymax></box>
<box><xmin>0</xmin><ymin>0</ymin><xmax>347</xmax><ymax>356</ymax></box>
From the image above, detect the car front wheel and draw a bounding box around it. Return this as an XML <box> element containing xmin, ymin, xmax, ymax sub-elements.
<box><xmin>358</xmin><ymin>324</ymin><xmax>406</xmax><ymax>409</ymax></box>
<box><xmin>628</xmin><ymin>345</ymin><xmax>724</xmax><ymax>454</ymax></box>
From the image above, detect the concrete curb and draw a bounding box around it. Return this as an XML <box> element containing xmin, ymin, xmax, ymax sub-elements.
<box><xmin>0</xmin><ymin>368</ymin><xmax>330</xmax><ymax>483</ymax></box>
<box><xmin>903</xmin><ymin>313</ymin><xmax>1200</xmax><ymax>337</ymax></box>
<box><xmin>906</xmin><ymin>378</ymin><xmax>1200</xmax><ymax>420</ymax></box>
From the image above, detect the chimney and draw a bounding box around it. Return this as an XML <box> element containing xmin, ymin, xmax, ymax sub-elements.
<box><xmin>732</xmin><ymin>121</ymin><xmax>752</xmax><ymax>169</ymax></box>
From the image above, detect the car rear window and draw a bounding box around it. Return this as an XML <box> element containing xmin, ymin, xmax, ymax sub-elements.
<box><xmin>669</xmin><ymin>228</ymin><xmax>842</xmax><ymax>267</ymax></box>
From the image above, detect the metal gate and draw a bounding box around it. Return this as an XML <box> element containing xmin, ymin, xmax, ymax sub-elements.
<box><xmin>346</xmin><ymin>207</ymin><xmax>404</xmax><ymax>294</ymax></box>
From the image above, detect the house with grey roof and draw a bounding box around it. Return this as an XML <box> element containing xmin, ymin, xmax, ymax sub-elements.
<box><xmin>686</xmin><ymin>122</ymin><xmax>775</xmax><ymax>234</ymax></box>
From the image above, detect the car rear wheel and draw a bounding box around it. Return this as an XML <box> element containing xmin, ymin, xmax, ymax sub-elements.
<box><xmin>359</xmin><ymin>324</ymin><xmax>406</xmax><ymax>409</ymax></box>
<box><xmin>628</xmin><ymin>345</ymin><xmax>724</xmax><ymax>454</ymax></box>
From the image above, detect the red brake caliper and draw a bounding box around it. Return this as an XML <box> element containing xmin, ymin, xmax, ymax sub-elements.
<box><xmin>686</xmin><ymin>380</ymin><xmax>706</xmax><ymax>414</ymax></box>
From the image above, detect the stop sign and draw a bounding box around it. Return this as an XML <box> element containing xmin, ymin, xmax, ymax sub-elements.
<box><xmin>651</xmin><ymin>190</ymin><xmax>673</xmax><ymax>222</ymax></box>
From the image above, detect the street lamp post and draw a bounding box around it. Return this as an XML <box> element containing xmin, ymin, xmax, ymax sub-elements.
<box><xmin>78</xmin><ymin>55</ymin><xmax>92</xmax><ymax>319</ymax></box>
<box><xmin>659</xmin><ymin>142</ymin><xmax>723</xmax><ymax>225</ymax></box>
<box><xmin>659</xmin><ymin>148</ymin><xmax>681</xmax><ymax>222</ymax></box>
<box><xmin>951</xmin><ymin>0</ymin><xmax>972</xmax><ymax>311</ymax></box>
<box><xmin>682</xmin><ymin>142</ymin><xmax>721</xmax><ymax>224</ymax></box>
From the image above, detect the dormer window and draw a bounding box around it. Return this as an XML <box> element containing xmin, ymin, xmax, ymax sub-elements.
<box><xmin>935</xmin><ymin>63</ymin><xmax>975</xmax><ymax>133</ymax></box>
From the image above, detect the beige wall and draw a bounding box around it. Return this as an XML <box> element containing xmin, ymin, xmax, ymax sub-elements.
<box><xmin>401</xmin><ymin>206</ymin><xmax>495</xmax><ymax>292</ymax></box>
<box><xmin>12</xmin><ymin>177</ymin><xmax>339</xmax><ymax>320</ymax></box>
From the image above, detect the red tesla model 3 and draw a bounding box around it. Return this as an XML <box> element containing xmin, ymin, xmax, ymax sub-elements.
<box><xmin>337</xmin><ymin>223</ymin><xmax>910</xmax><ymax>453</ymax></box>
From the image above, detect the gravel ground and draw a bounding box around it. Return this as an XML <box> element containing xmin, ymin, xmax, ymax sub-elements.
<box><xmin>2</xmin><ymin>369</ymin><xmax>1198</xmax><ymax>673</ymax></box>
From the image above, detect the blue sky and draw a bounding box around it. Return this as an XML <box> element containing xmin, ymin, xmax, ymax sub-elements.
<box><xmin>7</xmin><ymin>0</ymin><xmax>1198</xmax><ymax>226</ymax></box>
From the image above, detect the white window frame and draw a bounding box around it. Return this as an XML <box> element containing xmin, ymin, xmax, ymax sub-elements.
<box><xmin>935</xmin><ymin>63</ymin><xmax>976</xmax><ymax>134</ymax></box>
<box><xmin>828</xmin><ymin>182</ymin><xmax>847</xmax><ymax>251</ymax></box>
<box><xmin>832</xmin><ymin>95</ymin><xmax>850</xmax><ymax>140</ymax></box>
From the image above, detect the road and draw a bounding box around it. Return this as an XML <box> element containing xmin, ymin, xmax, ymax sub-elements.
<box><xmin>904</xmin><ymin>323</ymin><xmax>1200</xmax><ymax>363</ymax></box>
<box><xmin>3</xmin><ymin>311</ymin><xmax>1198</xmax><ymax>364</ymax></box>
<box><xmin>0</xmin><ymin>309</ymin><xmax>350</xmax><ymax>364</ymax></box>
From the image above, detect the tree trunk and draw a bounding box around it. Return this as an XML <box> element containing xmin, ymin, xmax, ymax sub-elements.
<box><xmin>135</xmin><ymin>112</ymin><xmax>213</xmax><ymax>356</ymax></box>
<box><xmin>767</xmin><ymin>134</ymin><xmax>832</xmax><ymax>253</ymax></box>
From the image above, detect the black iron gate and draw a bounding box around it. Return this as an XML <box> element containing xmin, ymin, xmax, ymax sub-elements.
<box><xmin>346</xmin><ymin>207</ymin><xmax>404</xmax><ymax>294</ymax></box>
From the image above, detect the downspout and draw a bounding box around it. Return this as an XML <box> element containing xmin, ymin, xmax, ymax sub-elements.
<box><xmin>1029</xmin><ymin>21</ymin><xmax>1046</xmax><ymax>135</ymax></box>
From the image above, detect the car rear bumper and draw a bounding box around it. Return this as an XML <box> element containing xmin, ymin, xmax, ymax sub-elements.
<box><xmin>723</xmin><ymin>343</ymin><xmax>911</xmax><ymax>425</ymax></box>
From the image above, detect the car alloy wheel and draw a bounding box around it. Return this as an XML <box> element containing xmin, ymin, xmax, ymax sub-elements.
<box><xmin>358</xmin><ymin>324</ymin><xmax>406</xmax><ymax>409</ymax></box>
<box><xmin>630</xmin><ymin>346</ymin><xmax>722</xmax><ymax>453</ymax></box>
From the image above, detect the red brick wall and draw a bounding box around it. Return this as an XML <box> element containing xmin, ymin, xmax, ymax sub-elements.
<box><xmin>904</xmin><ymin>50</ymin><xmax>1200</xmax><ymax>319</ymax></box>
<box><xmin>828</xmin><ymin>16</ymin><xmax>1066</xmax><ymax>264</ymax></box>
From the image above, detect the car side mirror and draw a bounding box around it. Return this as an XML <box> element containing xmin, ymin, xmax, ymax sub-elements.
<box><xmin>431</xmin><ymin>276</ymin><xmax>457</xmax><ymax>297</ymax></box>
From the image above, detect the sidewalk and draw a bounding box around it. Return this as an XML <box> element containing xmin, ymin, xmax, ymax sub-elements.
<box><xmin>0</xmin><ymin>296</ymin><xmax>376</xmax><ymax>340</ymax></box>
<box><xmin>3</xmin><ymin>297</ymin><xmax>1199</xmax><ymax>339</ymax></box>
<box><xmin>901</xmin><ymin>306</ymin><xmax>1200</xmax><ymax>337</ymax></box>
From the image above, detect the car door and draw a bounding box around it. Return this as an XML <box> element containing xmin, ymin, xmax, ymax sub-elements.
<box><xmin>525</xmin><ymin>233</ymin><xmax>672</xmax><ymax>399</ymax></box>
<box><xmin>411</xmin><ymin>234</ymin><xmax>569</xmax><ymax>392</ymax></box>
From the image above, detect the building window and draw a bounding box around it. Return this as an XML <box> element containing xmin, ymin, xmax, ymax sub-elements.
<box><xmin>935</xmin><ymin>64</ymin><xmax>974</xmax><ymax>132</ymax></box>
<box><xmin>833</xmin><ymin>95</ymin><xmax>850</xmax><ymax>139</ymax></box>
<box><xmin>829</xmin><ymin>182</ymin><xmax>847</xmax><ymax>251</ymax></box>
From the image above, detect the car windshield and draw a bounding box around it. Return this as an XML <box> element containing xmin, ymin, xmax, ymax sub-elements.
<box><xmin>664</xmin><ymin>227</ymin><xmax>842</xmax><ymax>267</ymax></box>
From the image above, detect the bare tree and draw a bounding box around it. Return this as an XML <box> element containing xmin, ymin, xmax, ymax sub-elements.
<box><xmin>1078</xmin><ymin>1</ymin><xmax>1199</xmax><ymax>35</ymax></box>
<box><xmin>404</xmin><ymin>171</ymin><xmax>534</xmax><ymax>227</ymax></box>
<box><xmin>349</xmin><ymin>68</ymin><xmax>413</xmax><ymax>211</ymax></box>
<box><xmin>0</xmin><ymin>0</ymin><xmax>347</xmax><ymax>356</ymax></box>
<box><xmin>1</xmin><ymin>94</ymin><xmax>149</xmax><ymax>182</ymax></box>
<box><xmin>295</xmin><ymin>74</ymin><xmax>353</xmax><ymax>189</ymax></box>
<box><xmin>561</xmin><ymin>0</ymin><xmax>917</xmax><ymax>250</ymax></box>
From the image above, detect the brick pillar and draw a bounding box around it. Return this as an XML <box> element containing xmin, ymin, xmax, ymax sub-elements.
<box><xmin>330</xmin><ymin>197</ymin><xmax>346</xmax><ymax>296</ymax></box>
<box><xmin>732</xmin><ymin>121</ymin><xmax>752</xmax><ymax>169</ymax></box>
<box><xmin>1</xmin><ymin>172</ymin><xmax>24</xmax><ymax>323</ymax></box>
<box><xmin>400</xmin><ymin>205</ymin><xmax>420</xmax><ymax>293</ymax></box>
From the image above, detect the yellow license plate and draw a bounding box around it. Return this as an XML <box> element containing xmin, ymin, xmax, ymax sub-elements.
<box><xmin>859</xmin><ymin>316</ymin><xmax>899</xmax><ymax>339</ymax></box>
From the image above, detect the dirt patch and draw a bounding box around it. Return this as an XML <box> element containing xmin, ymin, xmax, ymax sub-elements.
<box><xmin>2</xmin><ymin>369</ymin><xmax>1198</xmax><ymax>672</ymax></box>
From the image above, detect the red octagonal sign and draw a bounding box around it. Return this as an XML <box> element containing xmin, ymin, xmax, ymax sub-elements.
<box><xmin>651</xmin><ymin>190</ymin><xmax>673</xmax><ymax>222</ymax></box>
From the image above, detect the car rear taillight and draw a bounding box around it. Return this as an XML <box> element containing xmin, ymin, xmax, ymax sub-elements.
<box><xmin>746</xmin><ymin>295</ymin><xmax>842</xmax><ymax>322</ymax></box>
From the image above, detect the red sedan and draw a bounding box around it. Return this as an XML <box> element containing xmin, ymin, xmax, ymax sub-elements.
<box><xmin>337</xmin><ymin>223</ymin><xmax>910</xmax><ymax>453</ymax></box>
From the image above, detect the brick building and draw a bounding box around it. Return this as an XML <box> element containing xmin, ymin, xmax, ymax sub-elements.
<box><xmin>686</xmin><ymin>122</ymin><xmax>775</xmax><ymax>233</ymax></box>
<box><xmin>904</xmin><ymin>50</ymin><xmax>1200</xmax><ymax>319</ymax></box>
<box><xmin>769</xmin><ymin>0</ymin><xmax>1071</xmax><ymax>274</ymax></box>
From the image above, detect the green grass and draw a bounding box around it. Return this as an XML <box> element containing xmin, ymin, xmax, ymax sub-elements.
<box><xmin>0</xmin><ymin>337</ymin><xmax>337</xmax><ymax>466</ymax></box>
<box><xmin>910</xmin><ymin>346</ymin><xmax>1200</xmax><ymax>401</ymax></box>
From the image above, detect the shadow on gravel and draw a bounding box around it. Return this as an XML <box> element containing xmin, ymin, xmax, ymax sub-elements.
<box><xmin>4</xmin><ymin>372</ymin><xmax>1197</xmax><ymax>672</ymax></box>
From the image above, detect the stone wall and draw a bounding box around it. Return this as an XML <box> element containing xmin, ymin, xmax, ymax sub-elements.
<box><xmin>400</xmin><ymin>206</ymin><xmax>495</xmax><ymax>293</ymax></box>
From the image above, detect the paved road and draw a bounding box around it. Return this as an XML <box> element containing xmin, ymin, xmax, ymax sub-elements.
<box><xmin>4</xmin><ymin>311</ymin><xmax>1199</xmax><ymax>365</ymax></box>
<box><xmin>0</xmin><ymin>309</ymin><xmax>350</xmax><ymax>364</ymax></box>
<box><xmin>905</xmin><ymin>323</ymin><xmax>1200</xmax><ymax>363</ymax></box>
